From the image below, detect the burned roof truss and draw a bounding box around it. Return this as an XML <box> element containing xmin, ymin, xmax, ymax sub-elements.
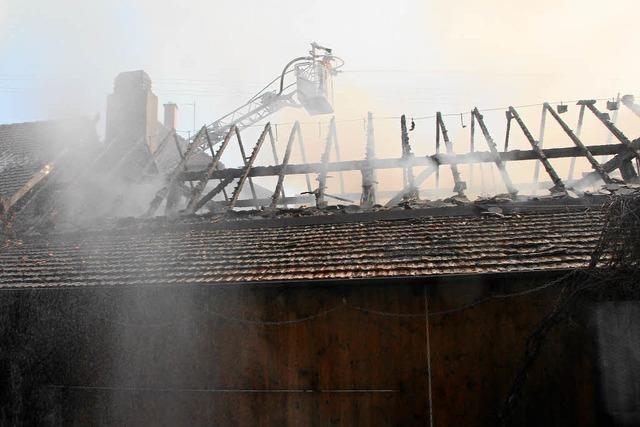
<box><xmin>135</xmin><ymin>98</ymin><xmax>640</xmax><ymax>216</ymax></box>
<box><xmin>7</xmin><ymin>98</ymin><xmax>639</xmax><ymax>232</ymax></box>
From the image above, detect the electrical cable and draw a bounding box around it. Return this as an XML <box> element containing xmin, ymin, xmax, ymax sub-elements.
<box><xmin>45</xmin><ymin>384</ymin><xmax>397</xmax><ymax>394</ymax></box>
<box><xmin>3</xmin><ymin>271</ymin><xmax>576</xmax><ymax>329</ymax></box>
<box><xmin>233</xmin><ymin>95</ymin><xmax>623</xmax><ymax>131</ymax></box>
<box><xmin>201</xmin><ymin>302</ymin><xmax>344</xmax><ymax>326</ymax></box>
<box><xmin>348</xmin><ymin>272</ymin><xmax>572</xmax><ymax>318</ymax></box>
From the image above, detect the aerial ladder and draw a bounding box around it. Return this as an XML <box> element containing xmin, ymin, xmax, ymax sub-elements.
<box><xmin>183</xmin><ymin>42</ymin><xmax>342</xmax><ymax>160</ymax></box>
<box><xmin>146</xmin><ymin>43</ymin><xmax>343</xmax><ymax>215</ymax></box>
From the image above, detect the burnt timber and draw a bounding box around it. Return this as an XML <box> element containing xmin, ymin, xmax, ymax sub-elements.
<box><xmin>179</xmin><ymin>142</ymin><xmax>635</xmax><ymax>181</ymax></box>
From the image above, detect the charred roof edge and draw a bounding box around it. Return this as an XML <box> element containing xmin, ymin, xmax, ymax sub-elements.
<box><xmin>20</xmin><ymin>196</ymin><xmax>607</xmax><ymax>241</ymax></box>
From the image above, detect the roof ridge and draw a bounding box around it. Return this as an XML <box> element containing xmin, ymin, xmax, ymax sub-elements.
<box><xmin>0</xmin><ymin>116</ymin><xmax>95</xmax><ymax>128</ymax></box>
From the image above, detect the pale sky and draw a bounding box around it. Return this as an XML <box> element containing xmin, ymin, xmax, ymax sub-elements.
<box><xmin>1</xmin><ymin>0</ymin><xmax>639</xmax><ymax>195</ymax></box>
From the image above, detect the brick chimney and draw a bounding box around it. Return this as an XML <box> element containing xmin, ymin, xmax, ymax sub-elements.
<box><xmin>106</xmin><ymin>70</ymin><xmax>158</xmax><ymax>158</ymax></box>
<box><xmin>163</xmin><ymin>103</ymin><xmax>178</xmax><ymax>131</ymax></box>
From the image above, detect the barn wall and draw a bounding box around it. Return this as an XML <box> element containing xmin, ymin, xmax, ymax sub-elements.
<box><xmin>2</xmin><ymin>274</ymin><xmax>600</xmax><ymax>426</ymax></box>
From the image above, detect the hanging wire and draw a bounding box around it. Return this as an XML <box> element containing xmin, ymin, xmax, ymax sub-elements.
<box><xmin>238</xmin><ymin>96</ymin><xmax>616</xmax><ymax>130</ymax></box>
<box><xmin>3</xmin><ymin>272</ymin><xmax>573</xmax><ymax>328</ymax></box>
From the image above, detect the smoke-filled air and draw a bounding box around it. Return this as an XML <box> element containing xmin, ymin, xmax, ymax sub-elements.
<box><xmin>1</xmin><ymin>1</ymin><xmax>640</xmax><ymax>426</ymax></box>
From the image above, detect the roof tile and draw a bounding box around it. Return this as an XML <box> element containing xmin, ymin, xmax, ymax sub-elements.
<box><xmin>0</xmin><ymin>206</ymin><xmax>604</xmax><ymax>288</ymax></box>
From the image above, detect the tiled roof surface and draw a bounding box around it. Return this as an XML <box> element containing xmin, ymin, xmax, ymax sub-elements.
<box><xmin>0</xmin><ymin>119</ymin><xmax>98</xmax><ymax>199</ymax></box>
<box><xmin>0</xmin><ymin>163</ymin><xmax>42</xmax><ymax>199</ymax></box>
<box><xmin>0</xmin><ymin>206</ymin><xmax>604</xmax><ymax>288</ymax></box>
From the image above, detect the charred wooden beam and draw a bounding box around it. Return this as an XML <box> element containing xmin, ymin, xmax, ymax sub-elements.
<box><xmin>204</xmin><ymin>127</ymin><xmax>215</xmax><ymax>156</ymax></box>
<box><xmin>385</xmin><ymin>116</ymin><xmax>422</xmax><ymax>207</ymax></box>
<box><xmin>270</xmin><ymin>122</ymin><xmax>299</xmax><ymax>209</ymax></box>
<box><xmin>574</xmin><ymin>138</ymin><xmax>640</xmax><ymax>189</ymax></box>
<box><xmin>316</xmin><ymin>117</ymin><xmax>336</xmax><ymax>208</ymax></box>
<box><xmin>579</xmin><ymin>99</ymin><xmax>639</xmax><ymax>181</ymax></box>
<box><xmin>228</xmin><ymin>123</ymin><xmax>271</xmax><ymax>209</ymax></box>
<box><xmin>385</xmin><ymin>160</ymin><xmax>438</xmax><ymax>207</ymax></box>
<box><xmin>544</xmin><ymin>103</ymin><xmax>614</xmax><ymax>184</ymax></box>
<box><xmin>360</xmin><ymin>112</ymin><xmax>377</xmax><ymax>208</ymax></box>
<box><xmin>509</xmin><ymin>107</ymin><xmax>564</xmax><ymax>192</ymax></box>
<box><xmin>202</xmin><ymin>129</ymin><xmax>228</xmax><ymax>202</ymax></box>
<box><xmin>331</xmin><ymin>121</ymin><xmax>346</xmax><ymax>195</ymax></box>
<box><xmin>436</xmin><ymin>112</ymin><xmax>466</xmax><ymax>196</ymax></box>
<box><xmin>567</xmin><ymin>104</ymin><xmax>586</xmax><ymax>181</ymax></box>
<box><xmin>580</xmin><ymin>100</ymin><xmax>636</xmax><ymax>148</ymax></box>
<box><xmin>210</xmin><ymin>195</ymin><xmax>316</xmax><ymax>209</ymax></box>
<box><xmin>267</xmin><ymin>125</ymin><xmax>279</xmax><ymax>164</ymax></box>
<box><xmin>148</xmin><ymin>125</ymin><xmax>207</xmax><ymax>217</ymax></box>
<box><xmin>504</xmin><ymin>110</ymin><xmax>512</xmax><ymax>152</ymax></box>
<box><xmin>266</xmin><ymin>125</ymin><xmax>286</xmax><ymax>206</ymax></box>
<box><xmin>469</xmin><ymin>111</ymin><xmax>476</xmax><ymax>189</ymax></box>
<box><xmin>179</xmin><ymin>143</ymin><xmax>629</xmax><ymax>182</ymax></box>
<box><xmin>5</xmin><ymin>161</ymin><xmax>56</xmax><ymax>213</ymax></box>
<box><xmin>604</xmin><ymin>94</ymin><xmax>622</xmax><ymax>149</ymax></box>
<box><xmin>401</xmin><ymin>115</ymin><xmax>415</xmax><ymax>189</ymax></box>
<box><xmin>471</xmin><ymin>108</ymin><xmax>518</xmax><ymax>196</ymax></box>
<box><xmin>435</xmin><ymin>113</ymin><xmax>441</xmax><ymax>188</ymax></box>
<box><xmin>185</xmin><ymin>126</ymin><xmax>235</xmax><ymax>213</ymax></box>
<box><xmin>171</xmin><ymin>132</ymin><xmax>194</xmax><ymax>190</ymax></box>
<box><xmin>235</xmin><ymin>126</ymin><xmax>258</xmax><ymax>201</ymax></box>
<box><xmin>190</xmin><ymin>176</ymin><xmax>235</xmax><ymax>213</ymax></box>
<box><xmin>532</xmin><ymin>105</ymin><xmax>547</xmax><ymax>186</ymax></box>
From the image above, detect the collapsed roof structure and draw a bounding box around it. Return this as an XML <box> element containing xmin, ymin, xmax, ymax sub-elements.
<box><xmin>2</xmin><ymin>90</ymin><xmax>640</xmax><ymax>284</ymax></box>
<box><xmin>1</xmin><ymin>63</ymin><xmax>640</xmax><ymax>425</ymax></box>
<box><xmin>0</xmin><ymin>118</ymin><xmax>99</xmax><ymax>216</ymax></box>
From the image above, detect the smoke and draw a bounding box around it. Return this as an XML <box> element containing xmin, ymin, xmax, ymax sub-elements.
<box><xmin>3</xmin><ymin>3</ymin><xmax>640</xmax><ymax>424</ymax></box>
<box><xmin>2</xmin><ymin>0</ymin><xmax>638</xmax><ymax>204</ymax></box>
<box><xmin>3</xmin><ymin>0</ymin><xmax>637</xmax><ymax>131</ymax></box>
